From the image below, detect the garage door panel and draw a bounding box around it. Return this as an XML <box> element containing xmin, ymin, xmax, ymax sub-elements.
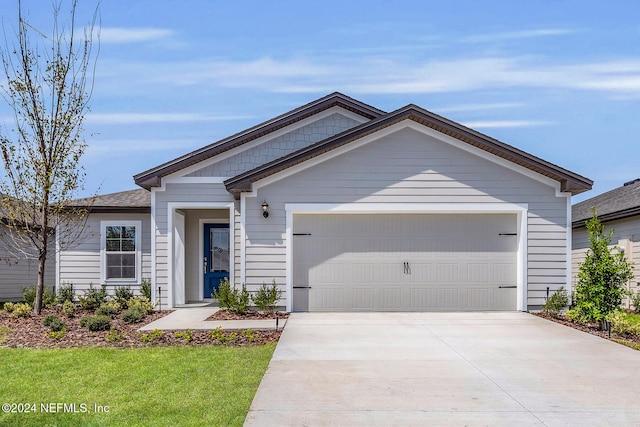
<box><xmin>293</xmin><ymin>213</ymin><xmax>517</xmax><ymax>312</ymax></box>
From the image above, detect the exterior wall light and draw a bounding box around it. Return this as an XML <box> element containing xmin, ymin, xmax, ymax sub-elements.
<box><xmin>261</xmin><ymin>201</ymin><xmax>269</xmax><ymax>218</ymax></box>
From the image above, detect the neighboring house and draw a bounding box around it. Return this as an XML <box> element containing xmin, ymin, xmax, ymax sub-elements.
<box><xmin>572</xmin><ymin>179</ymin><xmax>640</xmax><ymax>303</ymax></box>
<box><xmin>0</xmin><ymin>196</ymin><xmax>55</xmax><ymax>301</ymax></box>
<box><xmin>57</xmin><ymin>93</ymin><xmax>592</xmax><ymax>312</ymax></box>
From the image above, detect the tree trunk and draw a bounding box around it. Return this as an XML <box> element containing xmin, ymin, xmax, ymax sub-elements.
<box><xmin>33</xmin><ymin>208</ymin><xmax>49</xmax><ymax>315</ymax></box>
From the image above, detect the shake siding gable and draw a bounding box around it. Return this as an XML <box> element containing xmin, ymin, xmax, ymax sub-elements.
<box><xmin>186</xmin><ymin>112</ymin><xmax>362</xmax><ymax>178</ymax></box>
<box><xmin>244</xmin><ymin>126</ymin><xmax>568</xmax><ymax>309</ymax></box>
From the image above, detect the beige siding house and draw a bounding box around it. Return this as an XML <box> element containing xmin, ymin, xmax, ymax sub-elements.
<box><xmin>58</xmin><ymin>93</ymin><xmax>592</xmax><ymax>311</ymax></box>
<box><xmin>572</xmin><ymin>179</ymin><xmax>640</xmax><ymax>305</ymax></box>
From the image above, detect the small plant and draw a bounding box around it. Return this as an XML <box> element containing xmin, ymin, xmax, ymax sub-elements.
<box><xmin>127</xmin><ymin>296</ymin><xmax>154</xmax><ymax>314</ymax></box>
<box><xmin>9</xmin><ymin>303</ymin><xmax>32</xmax><ymax>318</ymax></box>
<box><xmin>3</xmin><ymin>302</ymin><xmax>16</xmax><ymax>313</ymax></box>
<box><xmin>174</xmin><ymin>329</ymin><xmax>193</xmax><ymax>342</ymax></box>
<box><xmin>213</xmin><ymin>279</ymin><xmax>250</xmax><ymax>315</ymax></box>
<box><xmin>58</xmin><ymin>283</ymin><xmax>74</xmax><ymax>304</ymax></box>
<box><xmin>42</xmin><ymin>315</ymin><xmax>66</xmax><ymax>332</ymax></box>
<box><xmin>22</xmin><ymin>286</ymin><xmax>56</xmax><ymax>307</ymax></box>
<box><xmin>210</xmin><ymin>326</ymin><xmax>239</xmax><ymax>343</ymax></box>
<box><xmin>140</xmin><ymin>278</ymin><xmax>152</xmax><ymax>300</ymax></box>
<box><xmin>241</xmin><ymin>328</ymin><xmax>257</xmax><ymax>342</ymax></box>
<box><xmin>632</xmin><ymin>291</ymin><xmax>640</xmax><ymax>314</ymax></box>
<box><xmin>121</xmin><ymin>307</ymin><xmax>145</xmax><ymax>324</ymax></box>
<box><xmin>80</xmin><ymin>314</ymin><xmax>111</xmax><ymax>331</ymax></box>
<box><xmin>78</xmin><ymin>284</ymin><xmax>108</xmax><ymax>311</ymax></box>
<box><xmin>22</xmin><ymin>286</ymin><xmax>36</xmax><ymax>306</ymax></box>
<box><xmin>252</xmin><ymin>280</ymin><xmax>282</xmax><ymax>313</ymax></box>
<box><xmin>46</xmin><ymin>328</ymin><xmax>66</xmax><ymax>340</ymax></box>
<box><xmin>140</xmin><ymin>329</ymin><xmax>163</xmax><ymax>342</ymax></box>
<box><xmin>105</xmin><ymin>328</ymin><xmax>125</xmax><ymax>342</ymax></box>
<box><xmin>96</xmin><ymin>301</ymin><xmax>121</xmax><ymax>318</ymax></box>
<box><xmin>115</xmin><ymin>286</ymin><xmax>134</xmax><ymax>308</ymax></box>
<box><xmin>606</xmin><ymin>310</ymin><xmax>640</xmax><ymax>336</ymax></box>
<box><xmin>62</xmin><ymin>300</ymin><xmax>77</xmax><ymax>317</ymax></box>
<box><xmin>542</xmin><ymin>286</ymin><xmax>569</xmax><ymax>317</ymax></box>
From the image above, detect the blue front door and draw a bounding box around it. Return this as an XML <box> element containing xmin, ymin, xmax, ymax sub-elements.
<box><xmin>203</xmin><ymin>223</ymin><xmax>230</xmax><ymax>298</ymax></box>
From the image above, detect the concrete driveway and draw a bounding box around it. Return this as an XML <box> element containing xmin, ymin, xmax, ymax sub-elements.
<box><xmin>245</xmin><ymin>312</ymin><xmax>640</xmax><ymax>426</ymax></box>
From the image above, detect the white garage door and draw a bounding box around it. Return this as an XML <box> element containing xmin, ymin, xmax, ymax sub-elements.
<box><xmin>292</xmin><ymin>213</ymin><xmax>517</xmax><ymax>312</ymax></box>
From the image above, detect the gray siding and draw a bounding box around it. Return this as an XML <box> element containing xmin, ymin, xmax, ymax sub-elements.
<box><xmin>187</xmin><ymin>113</ymin><xmax>361</xmax><ymax>177</ymax></box>
<box><xmin>572</xmin><ymin>216</ymin><xmax>640</xmax><ymax>306</ymax></box>
<box><xmin>246</xmin><ymin>127</ymin><xmax>569</xmax><ymax>309</ymax></box>
<box><xmin>57</xmin><ymin>213</ymin><xmax>152</xmax><ymax>296</ymax></box>
<box><xmin>0</xmin><ymin>225</ymin><xmax>55</xmax><ymax>301</ymax></box>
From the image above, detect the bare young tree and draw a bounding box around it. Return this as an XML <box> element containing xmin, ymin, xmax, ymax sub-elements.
<box><xmin>0</xmin><ymin>0</ymin><xmax>98</xmax><ymax>313</ymax></box>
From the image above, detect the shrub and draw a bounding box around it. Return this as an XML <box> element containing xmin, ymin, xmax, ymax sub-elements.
<box><xmin>606</xmin><ymin>310</ymin><xmax>640</xmax><ymax>336</ymax></box>
<box><xmin>574</xmin><ymin>208</ymin><xmax>634</xmax><ymax>323</ymax></box>
<box><xmin>121</xmin><ymin>307</ymin><xmax>145</xmax><ymax>324</ymax></box>
<box><xmin>127</xmin><ymin>297</ymin><xmax>154</xmax><ymax>314</ymax></box>
<box><xmin>214</xmin><ymin>279</ymin><xmax>250</xmax><ymax>315</ymax></box>
<box><xmin>46</xmin><ymin>329</ymin><xmax>66</xmax><ymax>340</ymax></box>
<box><xmin>140</xmin><ymin>278</ymin><xmax>152</xmax><ymax>300</ymax></box>
<box><xmin>210</xmin><ymin>326</ymin><xmax>238</xmax><ymax>343</ymax></box>
<box><xmin>632</xmin><ymin>291</ymin><xmax>640</xmax><ymax>314</ymax></box>
<box><xmin>62</xmin><ymin>300</ymin><xmax>77</xmax><ymax>317</ymax></box>
<box><xmin>542</xmin><ymin>286</ymin><xmax>569</xmax><ymax>317</ymax></box>
<box><xmin>174</xmin><ymin>329</ymin><xmax>192</xmax><ymax>342</ymax></box>
<box><xmin>22</xmin><ymin>286</ymin><xmax>56</xmax><ymax>308</ymax></box>
<box><xmin>22</xmin><ymin>286</ymin><xmax>36</xmax><ymax>306</ymax></box>
<box><xmin>58</xmin><ymin>283</ymin><xmax>74</xmax><ymax>304</ymax></box>
<box><xmin>80</xmin><ymin>314</ymin><xmax>111</xmax><ymax>331</ymax></box>
<box><xmin>252</xmin><ymin>280</ymin><xmax>282</xmax><ymax>313</ymax></box>
<box><xmin>115</xmin><ymin>286</ymin><xmax>134</xmax><ymax>308</ymax></box>
<box><xmin>3</xmin><ymin>302</ymin><xmax>16</xmax><ymax>313</ymax></box>
<box><xmin>105</xmin><ymin>328</ymin><xmax>125</xmax><ymax>342</ymax></box>
<box><xmin>78</xmin><ymin>284</ymin><xmax>108</xmax><ymax>311</ymax></box>
<box><xmin>96</xmin><ymin>301</ymin><xmax>121</xmax><ymax>318</ymax></box>
<box><xmin>140</xmin><ymin>329</ymin><xmax>163</xmax><ymax>342</ymax></box>
<box><xmin>9</xmin><ymin>303</ymin><xmax>31</xmax><ymax>318</ymax></box>
<box><xmin>43</xmin><ymin>315</ymin><xmax>66</xmax><ymax>332</ymax></box>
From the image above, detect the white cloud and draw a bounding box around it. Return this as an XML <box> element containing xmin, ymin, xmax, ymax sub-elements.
<box><xmin>98</xmin><ymin>27</ymin><xmax>174</xmax><ymax>44</ymax></box>
<box><xmin>94</xmin><ymin>54</ymin><xmax>640</xmax><ymax>99</ymax></box>
<box><xmin>462</xmin><ymin>28</ymin><xmax>577</xmax><ymax>43</ymax></box>
<box><xmin>434</xmin><ymin>103</ymin><xmax>526</xmax><ymax>113</ymax></box>
<box><xmin>86</xmin><ymin>112</ymin><xmax>252</xmax><ymax>124</ymax></box>
<box><xmin>462</xmin><ymin>120</ymin><xmax>551</xmax><ymax>129</ymax></box>
<box><xmin>86</xmin><ymin>138</ymin><xmax>204</xmax><ymax>155</ymax></box>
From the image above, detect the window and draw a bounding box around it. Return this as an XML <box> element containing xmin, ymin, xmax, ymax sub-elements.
<box><xmin>101</xmin><ymin>221</ymin><xmax>141</xmax><ymax>283</ymax></box>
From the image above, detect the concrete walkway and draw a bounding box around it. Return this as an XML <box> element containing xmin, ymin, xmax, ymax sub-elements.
<box><xmin>139</xmin><ymin>307</ymin><xmax>285</xmax><ymax>331</ymax></box>
<box><xmin>245</xmin><ymin>312</ymin><xmax>640</xmax><ymax>426</ymax></box>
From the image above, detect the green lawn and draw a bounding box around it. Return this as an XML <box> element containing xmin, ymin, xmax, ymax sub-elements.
<box><xmin>0</xmin><ymin>344</ymin><xmax>275</xmax><ymax>426</ymax></box>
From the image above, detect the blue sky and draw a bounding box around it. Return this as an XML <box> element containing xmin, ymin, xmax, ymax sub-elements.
<box><xmin>2</xmin><ymin>0</ymin><xmax>640</xmax><ymax>203</ymax></box>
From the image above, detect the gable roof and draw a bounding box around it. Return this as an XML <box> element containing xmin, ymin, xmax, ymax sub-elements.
<box><xmin>572</xmin><ymin>179</ymin><xmax>640</xmax><ymax>227</ymax></box>
<box><xmin>68</xmin><ymin>189</ymin><xmax>150</xmax><ymax>213</ymax></box>
<box><xmin>224</xmin><ymin>103</ymin><xmax>593</xmax><ymax>198</ymax></box>
<box><xmin>134</xmin><ymin>93</ymin><xmax>385</xmax><ymax>189</ymax></box>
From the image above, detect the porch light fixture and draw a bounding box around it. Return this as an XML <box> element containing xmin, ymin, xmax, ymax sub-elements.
<box><xmin>261</xmin><ymin>201</ymin><xmax>269</xmax><ymax>218</ymax></box>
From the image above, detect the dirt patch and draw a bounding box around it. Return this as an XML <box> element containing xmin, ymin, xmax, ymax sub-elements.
<box><xmin>207</xmin><ymin>310</ymin><xmax>290</xmax><ymax>321</ymax></box>
<box><xmin>0</xmin><ymin>306</ymin><xmax>281</xmax><ymax>348</ymax></box>
<box><xmin>536</xmin><ymin>312</ymin><xmax>640</xmax><ymax>344</ymax></box>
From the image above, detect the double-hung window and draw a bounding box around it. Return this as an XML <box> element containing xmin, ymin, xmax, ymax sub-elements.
<box><xmin>101</xmin><ymin>221</ymin><xmax>141</xmax><ymax>283</ymax></box>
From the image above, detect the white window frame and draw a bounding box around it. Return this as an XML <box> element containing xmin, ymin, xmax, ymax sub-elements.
<box><xmin>100</xmin><ymin>220</ymin><xmax>142</xmax><ymax>284</ymax></box>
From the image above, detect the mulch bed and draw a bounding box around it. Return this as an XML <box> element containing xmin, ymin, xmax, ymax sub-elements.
<box><xmin>207</xmin><ymin>310</ymin><xmax>289</xmax><ymax>321</ymax></box>
<box><xmin>536</xmin><ymin>312</ymin><xmax>640</xmax><ymax>344</ymax></box>
<box><xmin>0</xmin><ymin>306</ymin><xmax>281</xmax><ymax>349</ymax></box>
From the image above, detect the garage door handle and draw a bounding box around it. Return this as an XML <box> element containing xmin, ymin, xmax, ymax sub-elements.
<box><xmin>403</xmin><ymin>262</ymin><xmax>411</xmax><ymax>274</ymax></box>
<box><xmin>499</xmin><ymin>286</ymin><xmax>517</xmax><ymax>289</ymax></box>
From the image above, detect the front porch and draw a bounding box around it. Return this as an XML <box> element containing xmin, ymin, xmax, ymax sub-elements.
<box><xmin>168</xmin><ymin>205</ymin><xmax>235</xmax><ymax>308</ymax></box>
